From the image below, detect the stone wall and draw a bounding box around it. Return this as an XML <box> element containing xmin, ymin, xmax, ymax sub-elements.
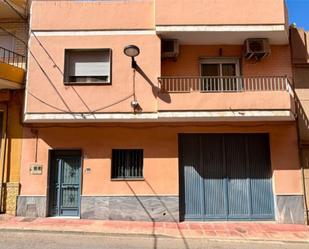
<box><xmin>16</xmin><ymin>195</ymin><xmax>179</xmax><ymax>221</ymax></box>
<box><xmin>276</xmin><ymin>195</ymin><xmax>305</xmax><ymax>224</ymax></box>
<box><xmin>16</xmin><ymin>194</ymin><xmax>306</xmax><ymax>224</ymax></box>
<box><xmin>17</xmin><ymin>196</ymin><xmax>47</xmax><ymax>217</ymax></box>
<box><xmin>81</xmin><ymin>196</ymin><xmax>179</xmax><ymax>222</ymax></box>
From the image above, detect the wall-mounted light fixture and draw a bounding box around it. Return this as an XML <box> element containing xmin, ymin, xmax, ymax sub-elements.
<box><xmin>124</xmin><ymin>45</ymin><xmax>140</xmax><ymax>69</ymax></box>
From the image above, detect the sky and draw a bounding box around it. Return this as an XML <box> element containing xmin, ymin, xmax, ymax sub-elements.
<box><xmin>286</xmin><ymin>0</ymin><xmax>309</xmax><ymax>29</ymax></box>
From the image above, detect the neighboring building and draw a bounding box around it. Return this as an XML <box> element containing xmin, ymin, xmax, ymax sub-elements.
<box><xmin>0</xmin><ymin>0</ymin><xmax>28</xmax><ymax>215</ymax></box>
<box><xmin>290</xmin><ymin>26</ymin><xmax>309</xmax><ymax>224</ymax></box>
<box><xmin>17</xmin><ymin>0</ymin><xmax>304</xmax><ymax>224</ymax></box>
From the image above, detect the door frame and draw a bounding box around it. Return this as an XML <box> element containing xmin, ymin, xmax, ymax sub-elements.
<box><xmin>47</xmin><ymin>149</ymin><xmax>83</xmax><ymax>217</ymax></box>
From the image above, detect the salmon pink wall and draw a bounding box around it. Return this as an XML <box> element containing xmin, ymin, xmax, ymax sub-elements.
<box><xmin>31</xmin><ymin>0</ymin><xmax>155</xmax><ymax>30</ymax></box>
<box><xmin>158</xmin><ymin>92</ymin><xmax>293</xmax><ymax>111</ymax></box>
<box><xmin>26</xmin><ymin>40</ymin><xmax>293</xmax><ymax>115</ymax></box>
<box><xmin>243</xmin><ymin>46</ymin><xmax>293</xmax><ymax>77</ymax></box>
<box><xmin>26</xmin><ymin>35</ymin><xmax>160</xmax><ymax>113</ymax></box>
<box><xmin>31</xmin><ymin>0</ymin><xmax>287</xmax><ymax>30</ymax></box>
<box><xmin>20</xmin><ymin>125</ymin><xmax>179</xmax><ymax>196</ymax></box>
<box><xmin>155</xmin><ymin>0</ymin><xmax>287</xmax><ymax>26</ymax></box>
<box><xmin>161</xmin><ymin>45</ymin><xmax>292</xmax><ymax>77</ymax></box>
<box><xmin>20</xmin><ymin>123</ymin><xmax>302</xmax><ymax>196</ymax></box>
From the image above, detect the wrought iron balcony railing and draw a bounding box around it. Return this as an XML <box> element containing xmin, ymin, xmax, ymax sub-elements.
<box><xmin>158</xmin><ymin>76</ymin><xmax>291</xmax><ymax>93</ymax></box>
<box><xmin>0</xmin><ymin>47</ymin><xmax>26</xmax><ymax>69</ymax></box>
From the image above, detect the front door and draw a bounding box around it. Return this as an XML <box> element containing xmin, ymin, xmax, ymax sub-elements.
<box><xmin>48</xmin><ymin>150</ymin><xmax>81</xmax><ymax>217</ymax></box>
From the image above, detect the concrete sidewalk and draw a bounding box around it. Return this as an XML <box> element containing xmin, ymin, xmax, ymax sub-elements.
<box><xmin>0</xmin><ymin>215</ymin><xmax>309</xmax><ymax>243</ymax></box>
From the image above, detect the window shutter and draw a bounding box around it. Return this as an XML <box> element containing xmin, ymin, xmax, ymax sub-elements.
<box><xmin>68</xmin><ymin>50</ymin><xmax>110</xmax><ymax>77</ymax></box>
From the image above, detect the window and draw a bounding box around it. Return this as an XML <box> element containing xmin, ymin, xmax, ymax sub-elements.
<box><xmin>64</xmin><ymin>49</ymin><xmax>111</xmax><ymax>84</ymax></box>
<box><xmin>0</xmin><ymin>35</ymin><xmax>14</xmax><ymax>51</ymax></box>
<box><xmin>200</xmin><ymin>58</ymin><xmax>241</xmax><ymax>91</ymax></box>
<box><xmin>0</xmin><ymin>35</ymin><xmax>15</xmax><ymax>58</ymax></box>
<box><xmin>111</xmin><ymin>149</ymin><xmax>144</xmax><ymax>179</ymax></box>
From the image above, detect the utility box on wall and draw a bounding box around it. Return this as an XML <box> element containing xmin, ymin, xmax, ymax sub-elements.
<box><xmin>30</xmin><ymin>164</ymin><xmax>43</xmax><ymax>175</ymax></box>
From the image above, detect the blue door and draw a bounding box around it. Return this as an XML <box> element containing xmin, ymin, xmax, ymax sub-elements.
<box><xmin>179</xmin><ymin>134</ymin><xmax>274</xmax><ymax>221</ymax></box>
<box><xmin>48</xmin><ymin>150</ymin><xmax>81</xmax><ymax>217</ymax></box>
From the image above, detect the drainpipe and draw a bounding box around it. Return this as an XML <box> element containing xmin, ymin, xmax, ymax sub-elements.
<box><xmin>0</xmin><ymin>103</ymin><xmax>9</xmax><ymax>213</ymax></box>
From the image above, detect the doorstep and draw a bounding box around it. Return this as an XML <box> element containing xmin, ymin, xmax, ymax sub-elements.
<box><xmin>48</xmin><ymin>216</ymin><xmax>81</xmax><ymax>219</ymax></box>
<box><xmin>0</xmin><ymin>215</ymin><xmax>308</xmax><ymax>243</ymax></box>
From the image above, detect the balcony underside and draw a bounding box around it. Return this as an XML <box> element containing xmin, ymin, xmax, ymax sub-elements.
<box><xmin>0</xmin><ymin>62</ymin><xmax>25</xmax><ymax>89</ymax></box>
<box><xmin>156</xmin><ymin>25</ymin><xmax>289</xmax><ymax>45</ymax></box>
<box><xmin>0</xmin><ymin>78</ymin><xmax>23</xmax><ymax>89</ymax></box>
<box><xmin>0</xmin><ymin>0</ymin><xmax>27</xmax><ymax>19</ymax></box>
<box><xmin>23</xmin><ymin>110</ymin><xmax>294</xmax><ymax>123</ymax></box>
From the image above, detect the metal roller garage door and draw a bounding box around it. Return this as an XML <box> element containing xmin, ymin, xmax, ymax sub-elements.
<box><xmin>179</xmin><ymin>134</ymin><xmax>274</xmax><ymax>221</ymax></box>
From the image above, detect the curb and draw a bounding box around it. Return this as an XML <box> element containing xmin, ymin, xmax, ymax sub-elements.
<box><xmin>1</xmin><ymin>227</ymin><xmax>309</xmax><ymax>244</ymax></box>
<box><xmin>0</xmin><ymin>228</ymin><xmax>174</xmax><ymax>239</ymax></box>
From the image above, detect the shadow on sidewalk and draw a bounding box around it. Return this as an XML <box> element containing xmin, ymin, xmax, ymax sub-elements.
<box><xmin>124</xmin><ymin>181</ymin><xmax>190</xmax><ymax>249</ymax></box>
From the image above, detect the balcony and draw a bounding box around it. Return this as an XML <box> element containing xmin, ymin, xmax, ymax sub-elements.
<box><xmin>157</xmin><ymin>76</ymin><xmax>294</xmax><ymax>121</ymax></box>
<box><xmin>0</xmin><ymin>47</ymin><xmax>26</xmax><ymax>89</ymax></box>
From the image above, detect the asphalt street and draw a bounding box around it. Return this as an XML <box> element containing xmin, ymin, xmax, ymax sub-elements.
<box><xmin>0</xmin><ymin>231</ymin><xmax>307</xmax><ymax>249</ymax></box>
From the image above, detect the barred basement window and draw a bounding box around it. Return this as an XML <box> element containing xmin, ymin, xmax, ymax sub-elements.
<box><xmin>111</xmin><ymin>149</ymin><xmax>144</xmax><ymax>179</ymax></box>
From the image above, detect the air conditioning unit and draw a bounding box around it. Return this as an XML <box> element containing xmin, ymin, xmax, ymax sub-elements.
<box><xmin>244</xmin><ymin>38</ymin><xmax>271</xmax><ymax>60</ymax></box>
<box><xmin>161</xmin><ymin>39</ymin><xmax>179</xmax><ymax>59</ymax></box>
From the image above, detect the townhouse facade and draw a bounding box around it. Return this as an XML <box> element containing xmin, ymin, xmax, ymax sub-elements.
<box><xmin>0</xmin><ymin>0</ymin><xmax>27</xmax><ymax>215</ymax></box>
<box><xmin>1</xmin><ymin>0</ymin><xmax>304</xmax><ymax>224</ymax></box>
<box><xmin>290</xmin><ymin>26</ymin><xmax>309</xmax><ymax>223</ymax></box>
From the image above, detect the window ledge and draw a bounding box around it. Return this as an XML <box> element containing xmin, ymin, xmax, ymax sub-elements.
<box><xmin>111</xmin><ymin>178</ymin><xmax>145</xmax><ymax>182</ymax></box>
<box><xmin>64</xmin><ymin>82</ymin><xmax>111</xmax><ymax>86</ymax></box>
